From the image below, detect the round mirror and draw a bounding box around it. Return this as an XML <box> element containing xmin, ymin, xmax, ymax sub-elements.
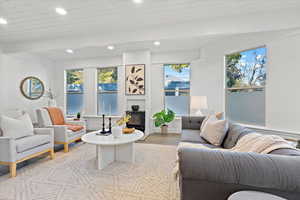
<box><xmin>20</xmin><ymin>76</ymin><xmax>45</xmax><ymax>100</ymax></box>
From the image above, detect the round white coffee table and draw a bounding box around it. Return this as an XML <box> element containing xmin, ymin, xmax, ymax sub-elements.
<box><xmin>82</xmin><ymin>130</ymin><xmax>144</xmax><ymax>170</ymax></box>
<box><xmin>228</xmin><ymin>191</ymin><xmax>286</xmax><ymax>200</ymax></box>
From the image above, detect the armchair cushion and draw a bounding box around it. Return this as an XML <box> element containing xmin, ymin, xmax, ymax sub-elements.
<box><xmin>0</xmin><ymin>113</ymin><xmax>34</xmax><ymax>139</ymax></box>
<box><xmin>36</xmin><ymin>108</ymin><xmax>53</xmax><ymax>127</ymax></box>
<box><xmin>15</xmin><ymin>135</ymin><xmax>51</xmax><ymax>153</ymax></box>
<box><xmin>66</xmin><ymin>124</ymin><xmax>84</xmax><ymax>132</ymax></box>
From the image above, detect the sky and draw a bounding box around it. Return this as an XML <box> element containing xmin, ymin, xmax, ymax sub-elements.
<box><xmin>164</xmin><ymin>65</ymin><xmax>190</xmax><ymax>82</ymax></box>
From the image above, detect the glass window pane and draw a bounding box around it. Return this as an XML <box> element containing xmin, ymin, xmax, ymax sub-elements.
<box><xmin>66</xmin><ymin>69</ymin><xmax>84</xmax><ymax>116</ymax></box>
<box><xmin>225</xmin><ymin>47</ymin><xmax>267</xmax><ymax>125</ymax></box>
<box><xmin>164</xmin><ymin>64</ymin><xmax>190</xmax><ymax>115</ymax></box>
<box><xmin>66</xmin><ymin>93</ymin><xmax>84</xmax><ymax>116</ymax></box>
<box><xmin>98</xmin><ymin>67</ymin><xmax>118</xmax><ymax>115</ymax></box>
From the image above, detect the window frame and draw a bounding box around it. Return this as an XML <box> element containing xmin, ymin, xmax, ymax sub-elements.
<box><xmin>65</xmin><ymin>68</ymin><xmax>84</xmax><ymax>117</ymax></box>
<box><xmin>97</xmin><ymin>66</ymin><xmax>119</xmax><ymax>116</ymax></box>
<box><xmin>163</xmin><ymin>63</ymin><xmax>191</xmax><ymax>116</ymax></box>
<box><xmin>224</xmin><ymin>45</ymin><xmax>267</xmax><ymax>125</ymax></box>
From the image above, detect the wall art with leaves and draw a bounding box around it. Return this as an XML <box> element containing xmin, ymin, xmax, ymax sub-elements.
<box><xmin>125</xmin><ymin>64</ymin><xmax>145</xmax><ymax>95</ymax></box>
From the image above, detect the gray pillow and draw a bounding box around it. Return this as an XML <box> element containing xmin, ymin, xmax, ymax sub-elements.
<box><xmin>222</xmin><ymin>123</ymin><xmax>252</xmax><ymax>149</ymax></box>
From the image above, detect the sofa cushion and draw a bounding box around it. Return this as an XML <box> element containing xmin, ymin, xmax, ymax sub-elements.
<box><xmin>269</xmin><ymin>148</ymin><xmax>300</xmax><ymax>156</ymax></box>
<box><xmin>16</xmin><ymin>135</ymin><xmax>51</xmax><ymax>153</ymax></box>
<box><xmin>182</xmin><ymin>116</ymin><xmax>205</xmax><ymax>130</ymax></box>
<box><xmin>0</xmin><ymin>113</ymin><xmax>34</xmax><ymax>139</ymax></box>
<box><xmin>200</xmin><ymin>116</ymin><xmax>229</xmax><ymax>146</ymax></box>
<box><xmin>222</xmin><ymin>123</ymin><xmax>253</xmax><ymax>149</ymax></box>
<box><xmin>181</xmin><ymin>129</ymin><xmax>209</xmax><ymax>144</ymax></box>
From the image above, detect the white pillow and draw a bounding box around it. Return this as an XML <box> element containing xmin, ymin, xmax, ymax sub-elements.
<box><xmin>0</xmin><ymin>113</ymin><xmax>34</xmax><ymax>139</ymax></box>
<box><xmin>38</xmin><ymin>108</ymin><xmax>53</xmax><ymax>127</ymax></box>
<box><xmin>200</xmin><ymin>116</ymin><xmax>228</xmax><ymax>146</ymax></box>
<box><xmin>200</xmin><ymin>115</ymin><xmax>217</xmax><ymax>131</ymax></box>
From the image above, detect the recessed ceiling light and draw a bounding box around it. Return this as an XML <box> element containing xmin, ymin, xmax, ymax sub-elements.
<box><xmin>55</xmin><ymin>7</ymin><xmax>67</xmax><ymax>15</ymax></box>
<box><xmin>133</xmin><ymin>0</ymin><xmax>143</xmax><ymax>4</ymax></box>
<box><xmin>154</xmin><ymin>41</ymin><xmax>161</xmax><ymax>46</ymax></box>
<box><xmin>0</xmin><ymin>17</ymin><xmax>8</xmax><ymax>25</ymax></box>
<box><xmin>107</xmin><ymin>45</ymin><xmax>115</xmax><ymax>50</ymax></box>
<box><xmin>65</xmin><ymin>49</ymin><xmax>74</xmax><ymax>54</ymax></box>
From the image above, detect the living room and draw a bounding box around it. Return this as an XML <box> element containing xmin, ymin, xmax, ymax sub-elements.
<box><xmin>0</xmin><ymin>1</ymin><xmax>300</xmax><ymax>200</ymax></box>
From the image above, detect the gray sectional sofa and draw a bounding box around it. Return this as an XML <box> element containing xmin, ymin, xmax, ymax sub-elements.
<box><xmin>179</xmin><ymin>116</ymin><xmax>300</xmax><ymax>200</ymax></box>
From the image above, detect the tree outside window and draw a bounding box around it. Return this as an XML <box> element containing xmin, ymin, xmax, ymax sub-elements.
<box><xmin>66</xmin><ymin>69</ymin><xmax>84</xmax><ymax>116</ymax></box>
<box><xmin>97</xmin><ymin>67</ymin><xmax>118</xmax><ymax>116</ymax></box>
<box><xmin>164</xmin><ymin>64</ymin><xmax>190</xmax><ymax>116</ymax></box>
<box><xmin>225</xmin><ymin>46</ymin><xmax>267</xmax><ymax>126</ymax></box>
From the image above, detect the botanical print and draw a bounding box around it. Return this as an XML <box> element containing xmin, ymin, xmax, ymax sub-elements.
<box><xmin>125</xmin><ymin>64</ymin><xmax>145</xmax><ymax>95</ymax></box>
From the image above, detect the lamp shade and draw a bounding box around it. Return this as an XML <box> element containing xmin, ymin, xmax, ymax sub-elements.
<box><xmin>190</xmin><ymin>96</ymin><xmax>208</xmax><ymax>115</ymax></box>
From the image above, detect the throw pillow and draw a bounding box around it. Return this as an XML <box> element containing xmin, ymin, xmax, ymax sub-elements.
<box><xmin>200</xmin><ymin>115</ymin><xmax>217</xmax><ymax>131</ymax></box>
<box><xmin>215</xmin><ymin>112</ymin><xmax>224</xmax><ymax>120</ymax></box>
<box><xmin>0</xmin><ymin>113</ymin><xmax>34</xmax><ymax>139</ymax></box>
<box><xmin>200</xmin><ymin>116</ymin><xmax>229</xmax><ymax>146</ymax></box>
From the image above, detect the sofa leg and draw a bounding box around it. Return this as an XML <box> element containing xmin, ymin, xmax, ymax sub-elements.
<box><xmin>50</xmin><ymin>149</ymin><xmax>55</xmax><ymax>159</ymax></box>
<box><xmin>9</xmin><ymin>163</ymin><xmax>16</xmax><ymax>178</ymax></box>
<box><xmin>64</xmin><ymin>143</ymin><xmax>69</xmax><ymax>153</ymax></box>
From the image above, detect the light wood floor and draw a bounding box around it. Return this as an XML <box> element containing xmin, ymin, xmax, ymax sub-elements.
<box><xmin>138</xmin><ymin>133</ymin><xmax>180</xmax><ymax>146</ymax></box>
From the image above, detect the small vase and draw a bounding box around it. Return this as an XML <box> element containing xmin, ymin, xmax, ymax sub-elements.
<box><xmin>112</xmin><ymin>126</ymin><xmax>122</xmax><ymax>138</ymax></box>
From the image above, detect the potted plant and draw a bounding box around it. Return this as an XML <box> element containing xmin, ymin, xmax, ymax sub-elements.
<box><xmin>76</xmin><ymin>112</ymin><xmax>81</xmax><ymax>120</ymax></box>
<box><xmin>153</xmin><ymin>109</ymin><xmax>175</xmax><ymax>134</ymax></box>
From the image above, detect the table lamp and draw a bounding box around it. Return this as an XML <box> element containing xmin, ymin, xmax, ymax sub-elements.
<box><xmin>190</xmin><ymin>96</ymin><xmax>208</xmax><ymax>116</ymax></box>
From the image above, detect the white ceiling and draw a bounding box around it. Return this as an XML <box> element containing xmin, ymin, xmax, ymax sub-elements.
<box><xmin>1</xmin><ymin>0</ymin><xmax>300</xmax><ymax>44</ymax></box>
<box><xmin>34</xmin><ymin>35</ymin><xmax>222</xmax><ymax>60</ymax></box>
<box><xmin>1</xmin><ymin>0</ymin><xmax>300</xmax><ymax>60</ymax></box>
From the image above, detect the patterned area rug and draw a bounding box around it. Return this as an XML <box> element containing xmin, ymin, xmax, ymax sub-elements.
<box><xmin>0</xmin><ymin>143</ymin><xmax>179</xmax><ymax>200</ymax></box>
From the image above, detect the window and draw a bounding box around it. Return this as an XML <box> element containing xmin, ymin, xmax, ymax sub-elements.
<box><xmin>225</xmin><ymin>46</ymin><xmax>267</xmax><ymax>126</ymax></box>
<box><xmin>164</xmin><ymin>64</ymin><xmax>190</xmax><ymax>115</ymax></box>
<box><xmin>97</xmin><ymin>67</ymin><xmax>118</xmax><ymax>115</ymax></box>
<box><xmin>66</xmin><ymin>69</ymin><xmax>84</xmax><ymax>116</ymax></box>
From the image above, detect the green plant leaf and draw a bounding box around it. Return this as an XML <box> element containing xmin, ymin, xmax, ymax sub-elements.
<box><xmin>153</xmin><ymin>109</ymin><xmax>175</xmax><ymax>127</ymax></box>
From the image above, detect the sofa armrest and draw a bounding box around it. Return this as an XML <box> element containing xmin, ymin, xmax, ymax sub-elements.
<box><xmin>178</xmin><ymin>144</ymin><xmax>300</xmax><ymax>193</ymax></box>
<box><xmin>34</xmin><ymin>128</ymin><xmax>54</xmax><ymax>146</ymax></box>
<box><xmin>46</xmin><ymin>125</ymin><xmax>68</xmax><ymax>142</ymax></box>
<box><xmin>0</xmin><ymin>137</ymin><xmax>16</xmax><ymax>162</ymax></box>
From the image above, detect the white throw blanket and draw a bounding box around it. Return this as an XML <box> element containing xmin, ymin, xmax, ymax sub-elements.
<box><xmin>231</xmin><ymin>133</ymin><xmax>295</xmax><ymax>154</ymax></box>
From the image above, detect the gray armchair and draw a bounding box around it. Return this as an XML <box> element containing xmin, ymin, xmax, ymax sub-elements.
<box><xmin>36</xmin><ymin>108</ymin><xmax>86</xmax><ymax>153</ymax></box>
<box><xmin>0</xmin><ymin>128</ymin><xmax>54</xmax><ymax>177</ymax></box>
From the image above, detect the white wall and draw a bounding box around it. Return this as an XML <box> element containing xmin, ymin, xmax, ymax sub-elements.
<box><xmin>196</xmin><ymin>33</ymin><xmax>300</xmax><ymax>133</ymax></box>
<box><xmin>0</xmin><ymin>48</ymin><xmax>4</xmax><ymax>112</ymax></box>
<box><xmin>266</xmin><ymin>34</ymin><xmax>300</xmax><ymax>132</ymax></box>
<box><xmin>0</xmin><ymin>53</ymin><xmax>54</xmax><ymax>122</ymax></box>
<box><xmin>53</xmin><ymin>50</ymin><xmax>200</xmax><ymax>134</ymax></box>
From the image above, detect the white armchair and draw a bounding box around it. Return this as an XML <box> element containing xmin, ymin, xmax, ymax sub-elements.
<box><xmin>0</xmin><ymin>128</ymin><xmax>54</xmax><ymax>177</ymax></box>
<box><xmin>36</xmin><ymin>108</ymin><xmax>86</xmax><ymax>153</ymax></box>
